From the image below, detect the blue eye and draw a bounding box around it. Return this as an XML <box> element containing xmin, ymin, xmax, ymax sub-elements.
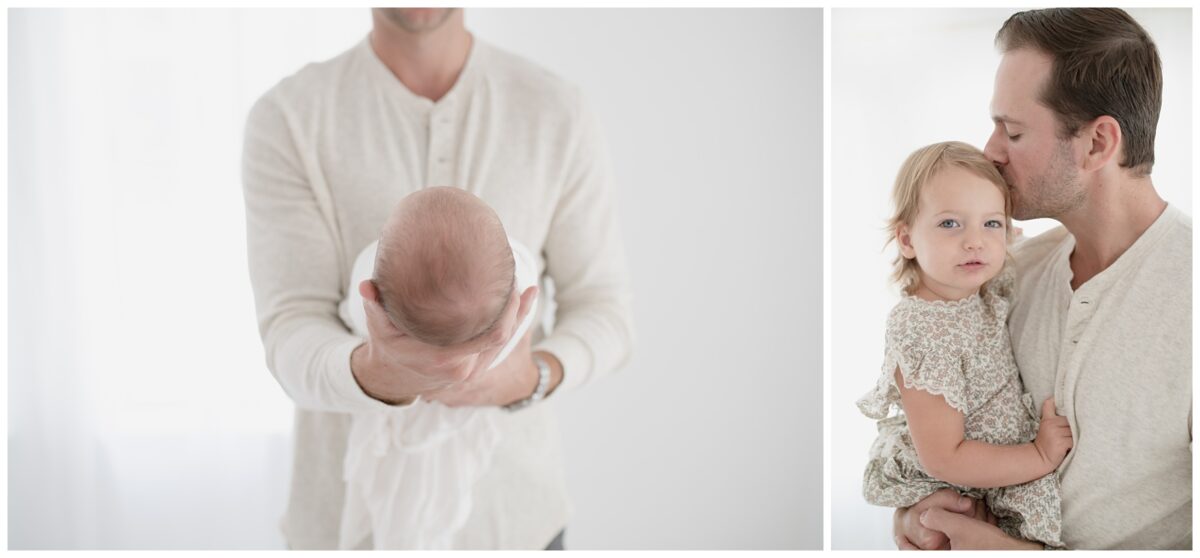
<box><xmin>937</xmin><ymin>219</ymin><xmax>960</xmax><ymax>229</ymax></box>
<box><xmin>985</xmin><ymin>219</ymin><xmax>1005</xmax><ymax>229</ymax></box>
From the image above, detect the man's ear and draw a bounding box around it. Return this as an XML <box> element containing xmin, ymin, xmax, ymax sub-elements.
<box><xmin>897</xmin><ymin>224</ymin><xmax>917</xmax><ymax>260</ymax></box>
<box><xmin>1081</xmin><ymin>115</ymin><xmax>1122</xmax><ymax>173</ymax></box>
<box><xmin>515</xmin><ymin>285</ymin><xmax>539</xmax><ymax>323</ymax></box>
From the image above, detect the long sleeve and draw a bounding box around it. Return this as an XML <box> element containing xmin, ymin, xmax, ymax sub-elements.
<box><xmin>242</xmin><ymin>91</ymin><xmax>393</xmax><ymax>414</ymax></box>
<box><xmin>535</xmin><ymin>93</ymin><xmax>635</xmax><ymax>394</ymax></box>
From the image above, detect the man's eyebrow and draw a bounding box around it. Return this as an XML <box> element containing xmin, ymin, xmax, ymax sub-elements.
<box><xmin>992</xmin><ymin>114</ymin><xmax>1023</xmax><ymax>126</ymax></box>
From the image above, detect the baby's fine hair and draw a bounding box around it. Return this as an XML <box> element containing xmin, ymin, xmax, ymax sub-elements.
<box><xmin>375</xmin><ymin>187</ymin><xmax>515</xmax><ymax>347</ymax></box>
<box><xmin>887</xmin><ymin>141</ymin><xmax>1012</xmax><ymax>294</ymax></box>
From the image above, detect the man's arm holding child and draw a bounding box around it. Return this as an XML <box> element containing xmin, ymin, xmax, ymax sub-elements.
<box><xmin>893</xmin><ymin>489</ymin><xmax>995</xmax><ymax>550</ymax></box>
<box><xmin>912</xmin><ymin>504</ymin><xmax>1044</xmax><ymax>550</ymax></box>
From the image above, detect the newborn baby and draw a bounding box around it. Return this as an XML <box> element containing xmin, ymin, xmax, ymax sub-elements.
<box><xmin>337</xmin><ymin>187</ymin><xmax>538</xmax><ymax>550</ymax></box>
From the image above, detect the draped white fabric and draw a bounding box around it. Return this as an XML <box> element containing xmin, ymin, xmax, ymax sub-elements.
<box><xmin>7</xmin><ymin>9</ymin><xmax>368</xmax><ymax>549</ymax></box>
<box><xmin>336</xmin><ymin>239</ymin><xmax>538</xmax><ymax>549</ymax></box>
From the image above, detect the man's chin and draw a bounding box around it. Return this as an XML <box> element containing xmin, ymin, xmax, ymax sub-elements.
<box><xmin>381</xmin><ymin>8</ymin><xmax>457</xmax><ymax>34</ymax></box>
<box><xmin>1007</xmin><ymin>192</ymin><xmax>1031</xmax><ymax>220</ymax></box>
<box><xmin>1011</xmin><ymin>204</ymin><xmax>1039</xmax><ymax>222</ymax></box>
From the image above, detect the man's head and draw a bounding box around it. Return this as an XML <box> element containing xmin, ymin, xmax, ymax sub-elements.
<box><xmin>373</xmin><ymin>187</ymin><xmax>515</xmax><ymax>347</ymax></box>
<box><xmin>373</xmin><ymin>8</ymin><xmax>459</xmax><ymax>34</ymax></box>
<box><xmin>983</xmin><ymin>8</ymin><xmax>1162</xmax><ymax>220</ymax></box>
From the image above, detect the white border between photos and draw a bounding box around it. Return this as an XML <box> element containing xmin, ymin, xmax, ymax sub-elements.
<box><xmin>821</xmin><ymin>4</ymin><xmax>834</xmax><ymax>555</ymax></box>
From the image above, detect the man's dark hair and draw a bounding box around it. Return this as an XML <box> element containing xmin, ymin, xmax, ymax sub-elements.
<box><xmin>996</xmin><ymin>8</ymin><xmax>1162</xmax><ymax>176</ymax></box>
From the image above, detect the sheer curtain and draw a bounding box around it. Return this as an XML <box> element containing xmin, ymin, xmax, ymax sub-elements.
<box><xmin>8</xmin><ymin>9</ymin><xmax>368</xmax><ymax>549</ymax></box>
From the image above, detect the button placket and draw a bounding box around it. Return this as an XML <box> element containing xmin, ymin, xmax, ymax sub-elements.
<box><xmin>1058</xmin><ymin>287</ymin><xmax>1097</xmax><ymax>410</ymax></box>
<box><xmin>1066</xmin><ymin>289</ymin><xmax>1096</xmax><ymax>346</ymax></box>
<box><xmin>1057</xmin><ymin>306</ymin><xmax>1077</xmax><ymax>401</ymax></box>
<box><xmin>427</xmin><ymin>101</ymin><xmax>455</xmax><ymax>186</ymax></box>
<box><xmin>425</xmin><ymin>109</ymin><xmax>439</xmax><ymax>185</ymax></box>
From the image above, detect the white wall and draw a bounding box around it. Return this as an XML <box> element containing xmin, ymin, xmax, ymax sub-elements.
<box><xmin>829</xmin><ymin>8</ymin><xmax>1192</xmax><ymax>550</ymax></box>
<box><xmin>8</xmin><ymin>8</ymin><xmax>823</xmax><ymax>550</ymax></box>
<box><xmin>466</xmin><ymin>9</ymin><xmax>824</xmax><ymax>550</ymax></box>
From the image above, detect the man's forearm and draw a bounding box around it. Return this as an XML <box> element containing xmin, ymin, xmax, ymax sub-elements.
<box><xmin>260</xmin><ymin>315</ymin><xmax>403</xmax><ymax>413</ymax></box>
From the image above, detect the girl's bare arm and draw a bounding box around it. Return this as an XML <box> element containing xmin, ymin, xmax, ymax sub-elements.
<box><xmin>896</xmin><ymin>368</ymin><xmax>1072</xmax><ymax>489</ymax></box>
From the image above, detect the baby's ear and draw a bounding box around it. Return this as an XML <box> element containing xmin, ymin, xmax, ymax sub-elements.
<box><xmin>359</xmin><ymin>279</ymin><xmax>381</xmax><ymax>303</ymax></box>
<box><xmin>516</xmin><ymin>285</ymin><xmax>539</xmax><ymax>321</ymax></box>
<box><xmin>896</xmin><ymin>225</ymin><xmax>916</xmax><ymax>259</ymax></box>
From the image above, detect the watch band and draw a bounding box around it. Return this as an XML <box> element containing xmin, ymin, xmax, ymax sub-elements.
<box><xmin>504</xmin><ymin>354</ymin><xmax>551</xmax><ymax>412</ymax></box>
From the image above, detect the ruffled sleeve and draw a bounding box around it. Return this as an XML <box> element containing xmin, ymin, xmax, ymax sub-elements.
<box><xmin>857</xmin><ymin>299</ymin><xmax>972</xmax><ymax>419</ymax></box>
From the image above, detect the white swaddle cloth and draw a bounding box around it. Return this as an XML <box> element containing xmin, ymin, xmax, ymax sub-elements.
<box><xmin>336</xmin><ymin>237</ymin><xmax>539</xmax><ymax>550</ymax></box>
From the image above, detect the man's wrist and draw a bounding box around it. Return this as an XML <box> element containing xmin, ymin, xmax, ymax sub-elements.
<box><xmin>350</xmin><ymin>342</ymin><xmax>415</xmax><ymax>406</ymax></box>
<box><xmin>534</xmin><ymin>350</ymin><xmax>565</xmax><ymax>396</ymax></box>
<box><xmin>504</xmin><ymin>352</ymin><xmax>557</xmax><ymax>411</ymax></box>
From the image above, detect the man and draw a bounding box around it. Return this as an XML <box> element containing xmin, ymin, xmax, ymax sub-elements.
<box><xmin>242</xmin><ymin>8</ymin><xmax>634</xmax><ymax>550</ymax></box>
<box><xmin>894</xmin><ymin>8</ymin><xmax>1191</xmax><ymax>550</ymax></box>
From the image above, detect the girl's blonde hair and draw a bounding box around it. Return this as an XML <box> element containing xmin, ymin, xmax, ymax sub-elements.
<box><xmin>887</xmin><ymin>141</ymin><xmax>1012</xmax><ymax>295</ymax></box>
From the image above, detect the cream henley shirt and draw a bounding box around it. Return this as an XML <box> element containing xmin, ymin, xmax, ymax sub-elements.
<box><xmin>242</xmin><ymin>36</ymin><xmax>634</xmax><ymax>550</ymax></box>
<box><xmin>1009</xmin><ymin>204</ymin><xmax>1192</xmax><ymax>549</ymax></box>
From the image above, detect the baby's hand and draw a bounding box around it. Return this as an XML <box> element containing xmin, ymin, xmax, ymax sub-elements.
<box><xmin>1033</xmin><ymin>398</ymin><xmax>1073</xmax><ymax>471</ymax></box>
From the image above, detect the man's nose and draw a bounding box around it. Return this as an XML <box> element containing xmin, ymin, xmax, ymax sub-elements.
<box><xmin>983</xmin><ymin>130</ymin><xmax>1005</xmax><ymax>166</ymax></box>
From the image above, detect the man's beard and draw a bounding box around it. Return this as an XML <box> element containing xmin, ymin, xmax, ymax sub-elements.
<box><xmin>1011</xmin><ymin>140</ymin><xmax>1086</xmax><ymax>221</ymax></box>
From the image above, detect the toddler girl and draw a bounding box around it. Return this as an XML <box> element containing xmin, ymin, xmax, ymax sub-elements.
<box><xmin>857</xmin><ymin>141</ymin><xmax>1072</xmax><ymax>548</ymax></box>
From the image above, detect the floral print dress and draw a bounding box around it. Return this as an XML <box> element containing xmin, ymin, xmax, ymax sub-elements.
<box><xmin>856</xmin><ymin>269</ymin><xmax>1064</xmax><ymax>548</ymax></box>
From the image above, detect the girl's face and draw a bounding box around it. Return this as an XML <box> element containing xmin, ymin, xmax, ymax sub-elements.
<box><xmin>897</xmin><ymin>166</ymin><xmax>1008</xmax><ymax>301</ymax></box>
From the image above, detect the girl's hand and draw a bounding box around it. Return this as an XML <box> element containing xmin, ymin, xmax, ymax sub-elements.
<box><xmin>1033</xmin><ymin>398</ymin><xmax>1073</xmax><ymax>471</ymax></box>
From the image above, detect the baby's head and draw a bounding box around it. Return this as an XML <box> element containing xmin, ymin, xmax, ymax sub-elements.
<box><xmin>373</xmin><ymin>187</ymin><xmax>515</xmax><ymax>347</ymax></box>
<box><xmin>888</xmin><ymin>141</ymin><xmax>1012</xmax><ymax>300</ymax></box>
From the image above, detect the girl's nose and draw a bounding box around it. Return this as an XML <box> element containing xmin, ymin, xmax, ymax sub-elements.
<box><xmin>964</xmin><ymin>233</ymin><xmax>984</xmax><ymax>251</ymax></box>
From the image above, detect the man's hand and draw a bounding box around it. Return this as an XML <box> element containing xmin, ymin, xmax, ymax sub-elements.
<box><xmin>919</xmin><ymin>507</ymin><xmax>1042</xmax><ymax>550</ymax></box>
<box><xmin>426</xmin><ymin>284</ymin><xmax>565</xmax><ymax>407</ymax></box>
<box><xmin>1033</xmin><ymin>398</ymin><xmax>1073</xmax><ymax>471</ymax></box>
<box><xmin>425</xmin><ymin>327</ymin><xmax>539</xmax><ymax>407</ymax></box>
<box><xmin>349</xmin><ymin>279</ymin><xmax>519</xmax><ymax>405</ymax></box>
<box><xmin>893</xmin><ymin>489</ymin><xmax>985</xmax><ymax>550</ymax></box>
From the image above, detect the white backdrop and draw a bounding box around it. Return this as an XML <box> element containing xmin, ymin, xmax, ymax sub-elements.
<box><xmin>829</xmin><ymin>8</ymin><xmax>1192</xmax><ymax>550</ymax></box>
<box><xmin>8</xmin><ymin>8</ymin><xmax>823</xmax><ymax>550</ymax></box>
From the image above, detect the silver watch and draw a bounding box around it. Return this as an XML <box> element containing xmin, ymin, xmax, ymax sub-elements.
<box><xmin>504</xmin><ymin>354</ymin><xmax>551</xmax><ymax>412</ymax></box>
